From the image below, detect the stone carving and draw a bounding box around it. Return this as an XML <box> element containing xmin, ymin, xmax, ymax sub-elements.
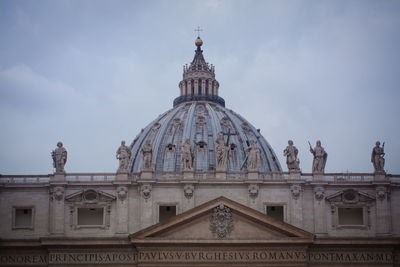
<box><xmin>116</xmin><ymin>140</ymin><xmax>132</xmax><ymax>173</ymax></box>
<box><xmin>314</xmin><ymin>186</ymin><xmax>325</xmax><ymax>201</ymax></box>
<box><xmin>371</xmin><ymin>141</ymin><xmax>385</xmax><ymax>173</ymax></box>
<box><xmin>220</xmin><ymin>117</ymin><xmax>231</xmax><ymax>133</ymax></box>
<box><xmin>51</xmin><ymin>186</ymin><xmax>64</xmax><ymax>201</ymax></box>
<box><xmin>290</xmin><ymin>184</ymin><xmax>302</xmax><ymax>200</ymax></box>
<box><xmin>283</xmin><ymin>140</ymin><xmax>300</xmax><ymax>171</ymax></box>
<box><xmin>376</xmin><ymin>186</ymin><xmax>388</xmax><ymax>201</ymax></box>
<box><xmin>209</xmin><ymin>204</ymin><xmax>234</xmax><ymax>238</ymax></box>
<box><xmin>309</xmin><ymin>140</ymin><xmax>328</xmax><ymax>174</ymax></box>
<box><xmin>151</xmin><ymin>122</ymin><xmax>161</xmax><ymax>132</ymax></box>
<box><xmin>229</xmin><ymin>143</ymin><xmax>238</xmax><ymax>167</ymax></box>
<box><xmin>117</xmin><ymin>186</ymin><xmax>128</xmax><ymax>202</ymax></box>
<box><xmin>245</xmin><ymin>140</ymin><xmax>261</xmax><ymax>171</ymax></box>
<box><xmin>215</xmin><ymin>133</ymin><xmax>228</xmax><ymax>171</ymax></box>
<box><xmin>241</xmin><ymin>122</ymin><xmax>251</xmax><ymax>133</ymax></box>
<box><xmin>52</xmin><ymin>141</ymin><xmax>67</xmax><ymax>173</ymax></box>
<box><xmin>183</xmin><ymin>184</ymin><xmax>194</xmax><ymax>199</ymax></box>
<box><xmin>140</xmin><ymin>184</ymin><xmax>152</xmax><ymax>199</ymax></box>
<box><xmin>195</xmin><ymin>116</ymin><xmax>206</xmax><ymax>129</ymax></box>
<box><xmin>141</xmin><ymin>140</ymin><xmax>153</xmax><ymax>171</ymax></box>
<box><xmin>181</xmin><ymin>138</ymin><xmax>194</xmax><ymax>170</ymax></box>
<box><xmin>248</xmin><ymin>184</ymin><xmax>259</xmax><ymax>198</ymax></box>
<box><xmin>170</xmin><ymin>118</ymin><xmax>181</xmax><ymax>133</ymax></box>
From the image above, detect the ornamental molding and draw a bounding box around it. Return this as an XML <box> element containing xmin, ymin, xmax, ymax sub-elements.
<box><xmin>326</xmin><ymin>189</ymin><xmax>375</xmax><ymax>204</ymax></box>
<box><xmin>376</xmin><ymin>186</ymin><xmax>389</xmax><ymax>201</ymax></box>
<box><xmin>314</xmin><ymin>186</ymin><xmax>325</xmax><ymax>201</ymax></box>
<box><xmin>183</xmin><ymin>184</ymin><xmax>194</xmax><ymax>199</ymax></box>
<box><xmin>248</xmin><ymin>184</ymin><xmax>259</xmax><ymax>198</ymax></box>
<box><xmin>140</xmin><ymin>184</ymin><xmax>152</xmax><ymax>200</ymax></box>
<box><xmin>50</xmin><ymin>186</ymin><xmax>64</xmax><ymax>201</ymax></box>
<box><xmin>209</xmin><ymin>204</ymin><xmax>234</xmax><ymax>238</ymax></box>
<box><xmin>290</xmin><ymin>184</ymin><xmax>302</xmax><ymax>200</ymax></box>
<box><xmin>65</xmin><ymin>189</ymin><xmax>116</xmax><ymax>204</ymax></box>
<box><xmin>117</xmin><ymin>186</ymin><xmax>128</xmax><ymax>202</ymax></box>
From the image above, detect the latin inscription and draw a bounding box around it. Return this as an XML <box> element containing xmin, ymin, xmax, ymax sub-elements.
<box><xmin>0</xmin><ymin>250</ymin><xmax>394</xmax><ymax>265</ymax></box>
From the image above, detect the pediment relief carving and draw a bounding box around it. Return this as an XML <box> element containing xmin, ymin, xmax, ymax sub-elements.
<box><xmin>65</xmin><ymin>189</ymin><xmax>116</xmax><ymax>204</ymax></box>
<box><xmin>130</xmin><ymin>196</ymin><xmax>313</xmax><ymax>244</ymax></box>
<box><xmin>325</xmin><ymin>189</ymin><xmax>375</xmax><ymax>204</ymax></box>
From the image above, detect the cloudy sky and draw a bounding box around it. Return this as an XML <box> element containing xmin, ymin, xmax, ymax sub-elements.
<box><xmin>0</xmin><ymin>0</ymin><xmax>399</xmax><ymax>174</ymax></box>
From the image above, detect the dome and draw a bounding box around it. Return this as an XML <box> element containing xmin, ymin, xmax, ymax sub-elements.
<box><xmin>128</xmin><ymin>38</ymin><xmax>282</xmax><ymax>173</ymax></box>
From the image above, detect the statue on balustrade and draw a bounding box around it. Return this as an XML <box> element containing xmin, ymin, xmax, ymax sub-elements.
<box><xmin>141</xmin><ymin>139</ymin><xmax>153</xmax><ymax>171</ymax></box>
<box><xmin>309</xmin><ymin>140</ymin><xmax>327</xmax><ymax>174</ymax></box>
<box><xmin>181</xmin><ymin>138</ymin><xmax>194</xmax><ymax>170</ymax></box>
<box><xmin>52</xmin><ymin>141</ymin><xmax>67</xmax><ymax>173</ymax></box>
<box><xmin>245</xmin><ymin>139</ymin><xmax>261</xmax><ymax>171</ymax></box>
<box><xmin>284</xmin><ymin>140</ymin><xmax>300</xmax><ymax>171</ymax></box>
<box><xmin>215</xmin><ymin>133</ymin><xmax>228</xmax><ymax>171</ymax></box>
<box><xmin>371</xmin><ymin>141</ymin><xmax>385</xmax><ymax>173</ymax></box>
<box><xmin>116</xmin><ymin>140</ymin><xmax>132</xmax><ymax>173</ymax></box>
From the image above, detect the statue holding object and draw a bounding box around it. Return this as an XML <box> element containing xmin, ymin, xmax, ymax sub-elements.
<box><xmin>371</xmin><ymin>141</ymin><xmax>385</xmax><ymax>173</ymax></box>
<box><xmin>309</xmin><ymin>140</ymin><xmax>327</xmax><ymax>174</ymax></box>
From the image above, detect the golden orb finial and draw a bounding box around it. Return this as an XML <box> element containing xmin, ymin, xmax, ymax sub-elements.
<box><xmin>195</xmin><ymin>36</ymin><xmax>203</xmax><ymax>47</ymax></box>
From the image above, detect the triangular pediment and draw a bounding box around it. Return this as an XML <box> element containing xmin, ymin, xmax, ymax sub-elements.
<box><xmin>326</xmin><ymin>189</ymin><xmax>375</xmax><ymax>204</ymax></box>
<box><xmin>65</xmin><ymin>189</ymin><xmax>116</xmax><ymax>203</ymax></box>
<box><xmin>130</xmin><ymin>196</ymin><xmax>313</xmax><ymax>245</ymax></box>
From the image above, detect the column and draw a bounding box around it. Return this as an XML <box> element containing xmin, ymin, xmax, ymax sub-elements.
<box><xmin>49</xmin><ymin>185</ymin><xmax>65</xmax><ymax>235</ymax></box>
<box><xmin>290</xmin><ymin>184</ymin><xmax>303</xmax><ymax>228</ymax></box>
<box><xmin>376</xmin><ymin>185</ymin><xmax>391</xmax><ymax>235</ymax></box>
<box><xmin>116</xmin><ymin>186</ymin><xmax>129</xmax><ymax>234</ymax></box>
<box><xmin>194</xmin><ymin>80</ymin><xmax>199</xmax><ymax>95</ymax></box>
<box><xmin>313</xmin><ymin>185</ymin><xmax>327</xmax><ymax>235</ymax></box>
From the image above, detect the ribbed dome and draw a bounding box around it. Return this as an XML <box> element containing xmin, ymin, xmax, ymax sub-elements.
<box><xmin>128</xmin><ymin>37</ymin><xmax>282</xmax><ymax>173</ymax></box>
<box><xmin>129</xmin><ymin>101</ymin><xmax>282</xmax><ymax>172</ymax></box>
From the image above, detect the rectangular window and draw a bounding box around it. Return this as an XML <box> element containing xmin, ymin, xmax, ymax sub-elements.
<box><xmin>77</xmin><ymin>208</ymin><xmax>104</xmax><ymax>226</ymax></box>
<box><xmin>338</xmin><ymin>207</ymin><xmax>363</xmax><ymax>225</ymax></box>
<box><xmin>266</xmin><ymin>206</ymin><xmax>284</xmax><ymax>221</ymax></box>
<box><xmin>13</xmin><ymin>207</ymin><xmax>34</xmax><ymax>229</ymax></box>
<box><xmin>159</xmin><ymin>206</ymin><xmax>176</xmax><ymax>223</ymax></box>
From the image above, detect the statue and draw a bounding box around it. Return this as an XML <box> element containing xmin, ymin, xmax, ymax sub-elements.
<box><xmin>215</xmin><ymin>133</ymin><xmax>228</xmax><ymax>171</ymax></box>
<box><xmin>141</xmin><ymin>139</ymin><xmax>153</xmax><ymax>171</ymax></box>
<box><xmin>309</xmin><ymin>140</ymin><xmax>328</xmax><ymax>174</ymax></box>
<box><xmin>283</xmin><ymin>140</ymin><xmax>300</xmax><ymax>171</ymax></box>
<box><xmin>181</xmin><ymin>138</ymin><xmax>194</xmax><ymax>170</ymax></box>
<box><xmin>245</xmin><ymin>139</ymin><xmax>261</xmax><ymax>171</ymax></box>
<box><xmin>371</xmin><ymin>141</ymin><xmax>385</xmax><ymax>173</ymax></box>
<box><xmin>52</xmin><ymin>141</ymin><xmax>67</xmax><ymax>173</ymax></box>
<box><xmin>116</xmin><ymin>140</ymin><xmax>132</xmax><ymax>172</ymax></box>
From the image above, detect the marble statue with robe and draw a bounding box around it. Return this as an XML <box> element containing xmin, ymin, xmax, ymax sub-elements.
<box><xmin>116</xmin><ymin>140</ymin><xmax>132</xmax><ymax>172</ymax></box>
<box><xmin>215</xmin><ymin>133</ymin><xmax>228</xmax><ymax>171</ymax></box>
<box><xmin>371</xmin><ymin>141</ymin><xmax>385</xmax><ymax>173</ymax></box>
<box><xmin>181</xmin><ymin>138</ymin><xmax>194</xmax><ymax>170</ymax></box>
<box><xmin>52</xmin><ymin>141</ymin><xmax>67</xmax><ymax>173</ymax></box>
<box><xmin>245</xmin><ymin>139</ymin><xmax>261</xmax><ymax>171</ymax></box>
<box><xmin>309</xmin><ymin>140</ymin><xmax>327</xmax><ymax>174</ymax></box>
<box><xmin>283</xmin><ymin>140</ymin><xmax>300</xmax><ymax>171</ymax></box>
<box><xmin>141</xmin><ymin>139</ymin><xmax>152</xmax><ymax>171</ymax></box>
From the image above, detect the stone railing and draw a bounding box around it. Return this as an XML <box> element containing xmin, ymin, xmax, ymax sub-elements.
<box><xmin>0</xmin><ymin>174</ymin><xmax>51</xmax><ymax>183</ymax></box>
<box><xmin>0</xmin><ymin>172</ymin><xmax>397</xmax><ymax>184</ymax></box>
<box><xmin>65</xmin><ymin>173</ymin><xmax>117</xmax><ymax>182</ymax></box>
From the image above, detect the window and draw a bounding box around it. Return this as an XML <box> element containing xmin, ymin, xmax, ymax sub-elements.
<box><xmin>338</xmin><ymin>208</ymin><xmax>363</xmax><ymax>225</ymax></box>
<box><xmin>159</xmin><ymin>206</ymin><xmax>176</xmax><ymax>223</ymax></box>
<box><xmin>13</xmin><ymin>207</ymin><xmax>34</xmax><ymax>229</ymax></box>
<box><xmin>266</xmin><ymin>206</ymin><xmax>284</xmax><ymax>221</ymax></box>
<box><xmin>77</xmin><ymin>208</ymin><xmax>104</xmax><ymax>226</ymax></box>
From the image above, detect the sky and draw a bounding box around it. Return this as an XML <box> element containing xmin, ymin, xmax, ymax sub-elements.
<box><xmin>0</xmin><ymin>0</ymin><xmax>399</xmax><ymax>174</ymax></box>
